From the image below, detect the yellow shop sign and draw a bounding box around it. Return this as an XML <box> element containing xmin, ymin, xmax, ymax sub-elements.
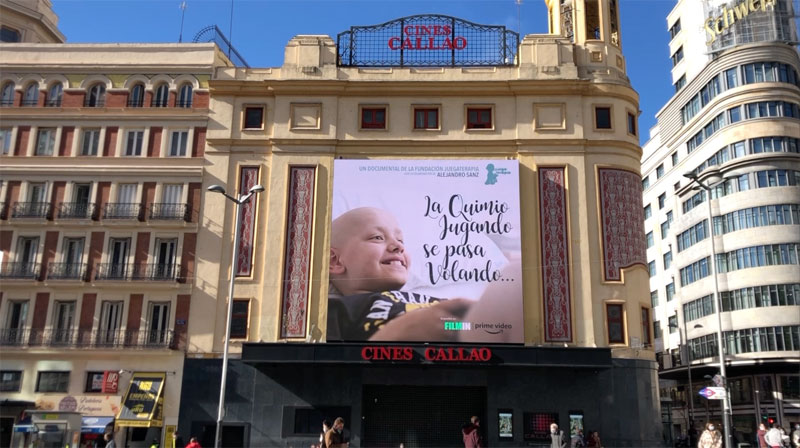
<box><xmin>705</xmin><ymin>0</ymin><xmax>775</xmax><ymax>45</ymax></box>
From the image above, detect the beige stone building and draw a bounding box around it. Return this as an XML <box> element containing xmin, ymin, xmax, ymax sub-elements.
<box><xmin>180</xmin><ymin>2</ymin><xmax>660</xmax><ymax>447</ymax></box>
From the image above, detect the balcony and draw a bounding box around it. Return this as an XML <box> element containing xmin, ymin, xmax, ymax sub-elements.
<box><xmin>47</xmin><ymin>263</ymin><xmax>87</xmax><ymax>281</ymax></box>
<box><xmin>46</xmin><ymin>99</ymin><xmax>62</xmax><ymax>107</ymax></box>
<box><xmin>127</xmin><ymin>98</ymin><xmax>144</xmax><ymax>107</ymax></box>
<box><xmin>84</xmin><ymin>98</ymin><xmax>105</xmax><ymax>107</ymax></box>
<box><xmin>58</xmin><ymin>202</ymin><xmax>95</xmax><ymax>219</ymax></box>
<box><xmin>103</xmin><ymin>203</ymin><xmax>141</xmax><ymax>220</ymax></box>
<box><xmin>0</xmin><ymin>262</ymin><xmax>40</xmax><ymax>280</ymax></box>
<box><xmin>149</xmin><ymin>203</ymin><xmax>189</xmax><ymax>221</ymax></box>
<box><xmin>11</xmin><ymin>202</ymin><xmax>50</xmax><ymax>219</ymax></box>
<box><xmin>94</xmin><ymin>263</ymin><xmax>179</xmax><ymax>281</ymax></box>
<box><xmin>0</xmin><ymin>328</ymin><xmax>175</xmax><ymax>349</ymax></box>
<box><xmin>21</xmin><ymin>99</ymin><xmax>38</xmax><ymax>107</ymax></box>
<box><xmin>0</xmin><ymin>99</ymin><xmax>13</xmax><ymax>107</ymax></box>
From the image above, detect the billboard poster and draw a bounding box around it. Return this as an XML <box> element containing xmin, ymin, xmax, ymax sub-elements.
<box><xmin>327</xmin><ymin>159</ymin><xmax>523</xmax><ymax>343</ymax></box>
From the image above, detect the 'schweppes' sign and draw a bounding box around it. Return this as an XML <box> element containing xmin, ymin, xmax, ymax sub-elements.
<box><xmin>338</xmin><ymin>15</ymin><xmax>519</xmax><ymax>67</ymax></box>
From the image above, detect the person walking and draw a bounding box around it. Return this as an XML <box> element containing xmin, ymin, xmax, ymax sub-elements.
<box><xmin>103</xmin><ymin>433</ymin><xmax>116</xmax><ymax>448</ymax></box>
<box><xmin>760</xmin><ymin>423</ymin><xmax>771</xmax><ymax>448</ymax></box>
<box><xmin>586</xmin><ymin>431</ymin><xmax>602</xmax><ymax>448</ymax></box>
<box><xmin>324</xmin><ymin>417</ymin><xmax>348</xmax><ymax>448</ymax></box>
<box><xmin>549</xmin><ymin>423</ymin><xmax>567</xmax><ymax>448</ymax></box>
<box><xmin>698</xmin><ymin>422</ymin><xmax>722</xmax><ymax>448</ymax></box>
<box><xmin>766</xmin><ymin>423</ymin><xmax>784</xmax><ymax>448</ymax></box>
<box><xmin>185</xmin><ymin>437</ymin><xmax>201</xmax><ymax>448</ymax></box>
<box><xmin>462</xmin><ymin>416</ymin><xmax>483</xmax><ymax>448</ymax></box>
<box><xmin>791</xmin><ymin>424</ymin><xmax>800</xmax><ymax>448</ymax></box>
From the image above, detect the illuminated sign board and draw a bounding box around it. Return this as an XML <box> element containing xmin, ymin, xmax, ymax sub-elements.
<box><xmin>327</xmin><ymin>159</ymin><xmax>524</xmax><ymax>344</ymax></box>
<box><xmin>360</xmin><ymin>345</ymin><xmax>493</xmax><ymax>362</ymax></box>
<box><xmin>337</xmin><ymin>14</ymin><xmax>519</xmax><ymax>67</ymax></box>
<box><xmin>704</xmin><ymin>0</ymin><xmax>776</xmax><ymax>45</ymax></box>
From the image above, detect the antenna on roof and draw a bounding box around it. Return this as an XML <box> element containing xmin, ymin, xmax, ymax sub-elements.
<box><xmin>228</xmin><ymin>0</ymin><xmax>235</xmax><ymax>58</ymax></box>
<box><xmin>178</xmin><ymin>1</ymin><xmax>187</xmax><ymax>43</ymax></box>
<box><xmin>516</xmin><ymin>0</ymin><xmax>522</xmax><ymax>36</ymax></box>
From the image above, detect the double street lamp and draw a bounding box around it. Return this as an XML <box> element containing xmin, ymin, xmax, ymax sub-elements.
<box><xmin>207</xmin><ymin>183</ymin><xmax>265</xmax><ymax>448</ymax></box>
<box><xmin>683</xmin><ymin>171</ymin><xmax>733</xmax><ymax>448</ymax></box>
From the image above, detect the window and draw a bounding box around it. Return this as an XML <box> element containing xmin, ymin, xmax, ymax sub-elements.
<box><xmin>606</xmin><ymin>303</ymin><xmax>625</xmax><ymax>344</ymax></box>
<box><xmin>244</xmin><ymin>106</ymin><xmax>265</xmax><ymax>130</ymax></box>
<box><xmin>466</xmin><ymin>107</ymin><xmax>492</xmax><ymax>129</ymax></box>
<box><xmin>666</xmin><ymin>282</ymin><xmax>675</xmax><ymax>302</ymax></box>
<box><xmin>86</xmin><ymin>83</ymin><xmax>106</xmax><ymax>107</ymax></box>
<box><xmin>671</xmin><ymin>152</ymin><xmax>678</xmax><ymax>166</ymax></box>
<box><xmin>584</xmin><ymin>0</ymin><xmax>601</xmax><ymax>39</ymax></box>
<box><xmin>0</xmin><ymin>82</ymin><xmax>15</xmax><ymax>106</ymax></box>
<box><xmin>230</xmin><ymin>299</ymin><xmax>250</xmax><ymax>339</ymax></box>
<box><xmin>674</xmin><ymin>75</ymin><xmax>687</xmax><ymax>93</ymax></box>
<box><xmin>663</xmin><ymin>251</ymin><xmax>673</xmax><ymax>269</ymax></box>
<box><xmin>594</xmin><ymin>107</ymin><xmax>612</xmax><ymax>129</ymax></box>
<box><xmin>129</xmin><ymin>84</ymin><xmax>144</xmax><ymax>107</ymax></box>
<box><xmin>646</xmin><ymin>232</ymin><xmax>654</xmax><ymax>248</ymax></box>
<box><xmin>0</xmin><ymin>371</ymin><xmax>22</xmax><ymax>392</ymax></box>
<box><xmin>177</xmin><ymin>83</ymin><xmax>192</xmax><ymax>107</ymax></box>
<box><xmin>627</xmin><ymin>112</ymin><xmax>637</xmax><ymax>135</ymax></box>
<box><xmin>413</xmin><ymin>107</ymin><xmax>439</xmax><ymax>130</ymax></box>
<box><xmin>656</xmin><ymin>164</ymin><xmax>664</xmax><ymax>178</ymax></box>
<box><xmin>642</xmin><ymin>176</ymin><xmax>650</xmax><ymax>190</ymax></box>
<box><xmin>36</xmin><ymin>371</ymin><xmax>70</xmax><ymax>392</ymax></box>
<box><xmin>677</xmin><ymin>220</ymin><xmax>708</xmax><ymax>252</ymax></box>
<box><xmin>125</xmin><ymin>130</ymin><xmax>144</xmax><ymax>156</ymax></box>
<box><xmin>152</xmin><ymin>84</ymin><xmax>169</xmax><ymax>107</ymax></box>
<box><xmin>725</xmin><ymin>67</ymin><xmax>739</xmax><ymax>89</ymax></box>
<box><xmin>81</xmin><ymin>129</ymin><xmax>101</xmax><ymax>156</ymax></box>
<box><xmin>98</xmin><ymin>301</ymin><xmax>123</xmax><ymax>345</ymax></box>
<box><xmin>661</xmin><ymin>220</ymin><xmax>670</xmax><ymax>239</ymax></box>
<box><xmin>653</xmin><ymin>321</ymin><xmax>662</xmax><ymax>340</ymax></box>
<box><xmin>679</xmin><ymin>257</ymin><xmax>710</xmax><ymax>286</ymax></box>
<box><xmin>644</xmin><ymin>204</ymin><xmax>652</xmax><ymax>219</ymax></box>
<box><xmin>668</xmin><ymin>315</ymin><xmax>678</xmax><ymax>333</ymax></box>
<box><xmin>658</xmin><ymin>193</ymin><xmax>666</xmax><ymax>209</ymax></box>
<box><xmin>684</xmin><ymin>294</ymin><xmax>715</xmax><ymax>322</ymax></box>
<box><xmin>651</xmin><ymin>290</ymin><xmax>659</xmax><ymax>307</ymax></box>
<box><xmin>148</xmin><ymin>302</ymin><xmax>171</xmax><ymax>344</ymax></box>
<box><xmin>0</xmin><ymin>26</ymin><xmax>21</xmax><ymax>42</ymax></box>
<box><xmin>360</xmin><ymin>106</ymin><xmax>386</xmax><ymax>130</ymax></box>
<box><xmin>52</xmin><ymin>301</ymin><xmax>76</xmax><ymax>343</ymax></box>
<box><xmin>648</xmin><ymin>261</ymin><xmax>656</xmax><ymax>277</ymax></box>
<box><xmin>781</xmin><ymin>375</ymin><xmax>800</xmax><ymax>400</ymax></box>
<box><xmin>47</xmin><ymin>82</ymin><xmax>63</xmax><ymax>107</ymax></box>
<box><xmin>671</xmin><ymin>46</ymin><xmax>684</xmax><ymax>67</ymax></box>
<box><xmin>85</xmin><ymin>371</ymin><xmax>105</xmax><ymax>393</ymax></box>
<box><xmin>35</xmin><ymin>128</ymin><xmax>56</xmax><ymax>156</ymax></box>
<box><xmin>641</xmin><ymin>308</ymin><xmax>651</xmax><ymax>345</ymax></box>
<box><xmin>23</xmin><ymin>83</ymin><xmax>39</xmax><ymax>107</ymax></box>
<box><xmin>0</xmin><ymin>128</ymin><xmax>12</xmax><ymax>155</ymax></box>
<box><xmin>169</xmin><ymin>131</ymin><xmax>188</xmax><ymax>157</ymax></box>
<box><xmin>669</xmin><ymin>19</ymin><xmax>681</xmax><ymax>39</ymax></box>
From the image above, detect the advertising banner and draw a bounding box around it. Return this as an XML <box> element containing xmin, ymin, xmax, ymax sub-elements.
<box><xmin>35</xmin><ymin>395</ymin><xmax>121</xmax><ymax>416</ymax></box>
<box><xmin>327</xmin><ymin>159</ymin><xmax>523</xmax><ymax>343</ymax></box>
<box><xmin>116</xmin><ymin>372</ymin><xmax>165</xmax><ymax>427</ymax></box>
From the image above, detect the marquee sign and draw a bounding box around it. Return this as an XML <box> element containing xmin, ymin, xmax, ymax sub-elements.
<box><xmin>337</xmin><ymin>15</ymin><xmax>519</xmax><ymax>67</ymax></box>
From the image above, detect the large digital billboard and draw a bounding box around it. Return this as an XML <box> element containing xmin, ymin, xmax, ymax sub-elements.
<box><xmin>327</xmin><ymin>159</ymin><xmax>523</xmax><ymax>343</ymax></box>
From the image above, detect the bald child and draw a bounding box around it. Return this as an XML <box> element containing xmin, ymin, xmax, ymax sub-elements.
<box><xmin>327</xmin><ymin>207</ymin><xmax>470</xmax><ymax>341</ymax></box>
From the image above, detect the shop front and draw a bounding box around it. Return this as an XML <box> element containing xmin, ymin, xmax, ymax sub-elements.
<box><xmin>178</xmin><ymin>344</ymin><xmax>661</xmax><ymax>447</ymax></box>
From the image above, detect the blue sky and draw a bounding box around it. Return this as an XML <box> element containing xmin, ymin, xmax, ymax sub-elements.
<box><xmin>53</xmin><ymin>0</ymin><xmax>676</xmax><ymax>143</ymax></box>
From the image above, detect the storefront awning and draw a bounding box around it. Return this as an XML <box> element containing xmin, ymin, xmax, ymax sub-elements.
<box><xmin>13</xmin><ymin>425</ymin><xmax>34</xmax><ymax>433</ymax></box>
<box><xmin>81</xmin><ymin>416</ymin><xmax>114</xmax><ymax>434</ymax></box>
<box><xmin>116</xmin><ymin>372</ymin><xmax>165</xmax><ymax>428</ymax></box>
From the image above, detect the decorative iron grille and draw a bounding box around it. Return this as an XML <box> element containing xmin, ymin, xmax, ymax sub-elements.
<box><xmin>337</xmin><ymin>14</ymin><xmax>519</xmax><ymax>67</ymax></box>
<box><xmin>192</xmin><ymin>25</ymin><xmax>250</xmax><ymax>68</ymax></box>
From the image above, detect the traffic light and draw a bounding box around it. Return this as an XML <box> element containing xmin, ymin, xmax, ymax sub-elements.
<box><xmin>768</xmin><ymin>417</ymin><xmax>775</xmax><ymax>425</ymax></box>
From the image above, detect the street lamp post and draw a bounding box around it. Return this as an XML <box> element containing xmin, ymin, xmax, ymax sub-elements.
<box><xmin>670</xmin><ymin>318</ymin><xmax>696</xmax><ymax>429</ymax></box>
<box><xmin>683</xmin><ymin>171</ymin><xmax>733</xmax><ymax>448</ymax></box>
<box><xmin>208</xmin><ymin>183</ymin><xmax>264</xmax><ymax>448</ymax></box>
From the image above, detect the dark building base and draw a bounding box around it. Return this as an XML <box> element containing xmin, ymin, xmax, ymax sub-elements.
<box><xmin>178</xmin><ymin>344</ymin><xmax>662</xmax><ymax>447</ymax></box>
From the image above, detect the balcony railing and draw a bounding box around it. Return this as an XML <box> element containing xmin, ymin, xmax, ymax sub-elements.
<box><xmin>46</xmin><ymin>99</ymin><xmax>62</xmax><ymax>107</ymax></box>
<box><xmin>0</xmin><ymin>328</ymin><xmax>175</xmax><ymax>349</ymax></box>
<box><xmin>21</xmin><ymin>99</ymin><xmax>38</xmax><ymax>107</ymax></box>
<box><xmin>58</xmin><ymin>202</ymin><xmax>95</xmax><ymax>219</ymax></box>
<box><xmin>0</xmin><ymin>99</ymin><xmax>14</xmax><ymax>107</ymax></box>
<box><xmin>94</xmin><ymin>263</ymin><xmax>179</xmax><ymax>281</ymax></box>
<box><xmin>103</xmin><ymin>203</ymin><xmax>141</xmax><ymax>220</ymax></box>
<box><xmin>11</xmin><ymin>202</ymin><xmax>50</xmax><ymax>219</ymax></box>
<box><xmin>0</xmin><ymin>262</ymin><xmax>40</xmax><ymax>279</ymax></box>
<box><xmin>47</xmin><ymin>263</ymin><xmax>87</xmax><ymax>281</ymax></box>
<box><xmin>127</xmin><ymin>98</ymin><xmax>144</xmax><ymax>107</ymax></box>
<box><xmin>149</xmin><ymin>203</ymin><xmax>189</xmax><ymax>221</ymax></box>
<box><xmin>84</xmin><ymin>98</ymin><xmax>106</xmax><ymax>107</ymax></box>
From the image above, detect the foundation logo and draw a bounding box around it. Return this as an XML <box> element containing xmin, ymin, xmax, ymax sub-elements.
<box><xmin>485</xmin><ymin>163</ymin><xmax>511</xmax><ymax>185</ymax></box>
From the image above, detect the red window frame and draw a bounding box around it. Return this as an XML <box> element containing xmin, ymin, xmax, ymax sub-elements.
<box><xmin>361</xmin><ymin>107</ymin><xmax>386</xmax><ymax>129</ymax></box>
<box><xmin>606</xmin><ymin>303</ymin><xmax>625</xmax><ymax>344</ymax></box>
<box><xmin>467</xmin><ymin>107</ymin><xmax>492</xmax><ymax>129</ymax></box>
<box><xmin>414</xmin><ymin>108</ymin><xmax>439</xmax><ymax>129</ymax></box>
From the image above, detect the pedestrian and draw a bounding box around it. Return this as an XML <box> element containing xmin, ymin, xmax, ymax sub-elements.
<box><xmin>461</xmin><ymin>416</ymin><xmax>483</xmax><ymax>448</ymax></box>
<box><xmin>185</xmin><ymin>437</ymin><xmax>201</xmax><ymax>448</ymax></box>
<box><xmin>571</xmin><ymin>429</ymin><xmax>585</xmax><ymax>447</ymax></box>
<box><xmin>778</xmin><ymin>425</ymin><xmax>790</xmax><ymax>448</ymax></box>
<box><xmin>324</xmin><ymin>417</ymin><xmax>348</xmax><ymax>448</ymax></box>
<box><xmin>149</xmin><ymin>438</ymin><xmax>160</xmax><ymax>448</ymax></box>
<box><xmin>173</xmin><ymin>432</ymin><xmax>184</xmax><ymax>448</ymax></box>
<box><xmin>586</xmin><ymin>431</ymin><xmax>602</xmax><ymax>448</ymax></box>
<box><xmin>767</xmin><ymin>423</ymin><xmax>785</xmax><ymax>448</ymax></box>
<box><xmin>103</xmin><ymin>433</ymin><xmax>116</xmax><ymax>448</ymax></box>
<box><xmin>698</xmin><ymin>422</ymin><xmax>722</xmax><ymax>448</ymax></box>
<box><xmin>791</xmin><ymin>424</ymin><xmax>800</xmax><ymax>448</ymax></box>
<box><xmin>549</xmin><ymin>423</ymin><xmax>567</xmax><ymax>448</ymax></box>
<box><xmin>315</xmin><ymin>419</ymin><xmax>332</xmax><ymax>448</ymax></box>
<box><xmin>760</xmin><ymin>423</ymin><xmax>770</xmax><ymax>448</ymax></box>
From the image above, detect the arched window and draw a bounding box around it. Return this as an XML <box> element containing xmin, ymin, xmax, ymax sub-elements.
<box><xmin>86</xmin><ymin>83</ymin><xmax>106</xmax><ymax>107</ymax></box>
<box><xmin>47</xmin><ymin>82</ymin><xmax>63</xmax><ymax>107</ymax></box>
<box><xmin>23</xmin><ymin>83</ymin><xmax>39</xmax><ymax>106</ymax></box>
<box><xmin>129</xmin><ymin>83</ymin><xmax>144</xmax><ymax>107</ymax></box>
<box><xmin>152</xmin><ymin>83</ymin><xmax>169</xmax><ymax>107</ymax></box>
<box><xmin>177</xmin><ymin>83</ymin><xmax>193</xmax><ymax>108</ymax></box>
<box><xmin>1</xmin><ymin>81</ymin><xmax>16</xmax><ymax>106</ymax></box>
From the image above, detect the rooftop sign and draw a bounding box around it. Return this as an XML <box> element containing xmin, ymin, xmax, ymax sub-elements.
<box><xmin>337</xmin><ymin>14</ymin><xmax>519</xmax><ymax>67</ymax></box>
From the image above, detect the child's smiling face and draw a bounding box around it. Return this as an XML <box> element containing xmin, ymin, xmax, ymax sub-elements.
<box><xmin>330</xmin><ymin>207</ymin><xmax>411</xmax><ymax>295</ymax></box>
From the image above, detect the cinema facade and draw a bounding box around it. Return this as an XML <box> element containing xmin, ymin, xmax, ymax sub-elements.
<box><xmin>177</xmin><ymin>5</ymin><xmax>661</xmax><ymax>448</ymax></box>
